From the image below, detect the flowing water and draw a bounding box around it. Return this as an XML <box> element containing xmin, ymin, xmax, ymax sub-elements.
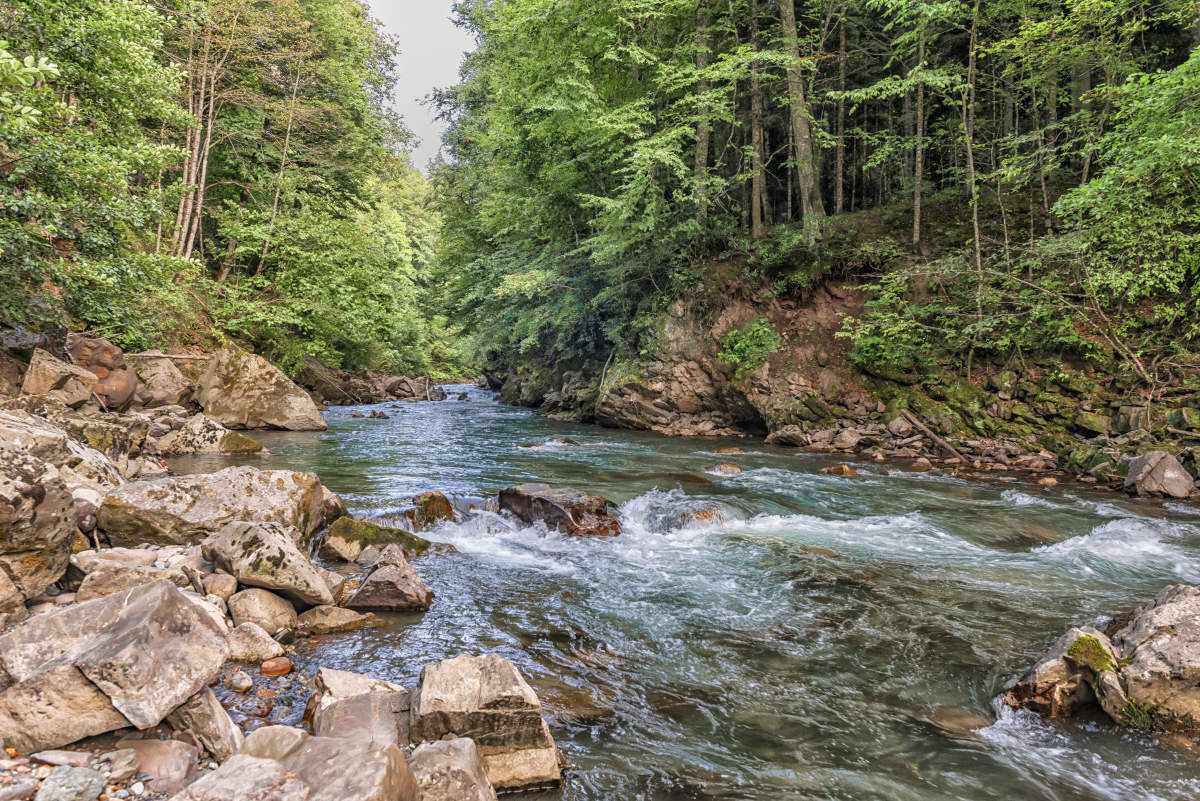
<box><xmin>173</xmin><ymin>385</ymin><xmax>1200</xmax><ymax>801</ymax></box>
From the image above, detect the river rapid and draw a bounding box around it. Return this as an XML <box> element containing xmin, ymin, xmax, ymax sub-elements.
<box><xmin>172</xmin><ymin>385</ymin><xmax>1200</xmax><ymax>801</ymax></box>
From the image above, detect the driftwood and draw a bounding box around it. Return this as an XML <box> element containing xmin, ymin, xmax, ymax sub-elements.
<box><xmin>1167</xmin><ymin>426</ymin><xmax>1200</xmax><ymax>441</ymax></box>
<box><xmin>126</xmin><ymin>353</ymin><xmax>210</xmax><ymax>360</ymax></box>
<box><xmin>901</xmin><ymin>409</ymin><xmax>965</xmax><ymax>461</ymax></box>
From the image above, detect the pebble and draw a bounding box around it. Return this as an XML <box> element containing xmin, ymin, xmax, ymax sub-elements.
<box><xmin>130</xmin><ymin>782</ymin><xmax>144</xmax><ymax>796</ymax></box>
<box><xmin>30</xmin><ymin>752</ymin><xmax>91</xmax><ymax>768</ymax></box>
<box><xmin>260</xmin><ymin>657</ymin><xmax>292</xmax><ymax>677</ymax></box>
<box><xmin>99</xmin><ymin>750</ymin><xmax>139</xmax><ymax>783</ymax></box>
<box><xmin>225</xmin><ymin>671</ymin><xmax>253</xmax><ymax>693</ymax></box>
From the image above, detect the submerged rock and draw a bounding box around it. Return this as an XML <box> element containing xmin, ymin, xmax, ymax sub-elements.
<box><xmin>1004</xmin><ymin>584</ymin><xmax>1200</xmax><ymax>733</ymax></box>
<box><xmin>196</xmin><ymin>344</ymin><xmax>327</xmax><ymax>431</ymax></box>
<box><xmin>498</xmin><ymin>483</ymin><xmax>621</xmax><ymax>537</ymax></box>
<box><xmin>97</xmin><ymin>466</ymin><xmax>328</xmax><ymax>547</ymax></box>
<box><xmin>410</xmin><ymin>653</ymin><xmax>561</xmax><ymax>793</ymax></box>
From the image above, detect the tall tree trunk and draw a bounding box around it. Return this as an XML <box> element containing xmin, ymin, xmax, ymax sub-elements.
<box><xmin>778</xmin><ymin>0</ymin><xmax>826</xmax><ymax>246</ymax></box>
<box><xmin>964</xmin><ymin>0</ymin><xmax>984</xmax><ymax>378</ymax></box>
<box><xmin>694</xmin><ymin>8</ymin><xmax>711</xmax><ymax>224</ymax></box>
<box><xmin>749</xmin><ymin>0</ymin><xmax>766</xmax><ymax>238</ymax></box>
<box><xmin>256</xmin><ymin>64</ymin><xmax>303</xmax><ymax>275</ymax></box>
<box><xmin>912</xmin><ymin>24</ymin><xmax>926</xmax><ymax>250</ymax></box>
<box><xmin>834</xmin><ymin>13</ymin><xmax>846</xmax><ymax>214</ymax></box>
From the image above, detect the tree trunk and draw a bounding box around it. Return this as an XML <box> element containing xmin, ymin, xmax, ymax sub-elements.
<box><xmin>778</xmin><ymin>0</ymin><xmax>826</xmax><ymax>246</ymax></box>
<box><xmin>257</xmin><ymin>64</ymin><xmax>303</xmax><ymax>274</ymax></box>
<box><xmin>912</xmin><ymin>24</ymin><xmax>926</xmax><ymax>250</ymax></box>
<box><xmin>749</xmin><ymin>0</ymin><xmax>766</xmax><ymax>239</ymax></box>
<box><xmin>694</xmin><ymin>8</ymin><xmax>711</xmax><ymax>224</ymax></box>
<box><xmin>964</xmin><ymin>0</ymin><xmax>984</xmax><ymax>378</ymax></box>
<box><xmin>834</xmin><ymin>13</ymin><xmax>846</xmax><ymax>214</ymax></box>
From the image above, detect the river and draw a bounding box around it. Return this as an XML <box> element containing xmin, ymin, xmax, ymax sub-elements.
<box><xmin>172</xmin><ymin>385</ymin><xmax>1200</xmax><ymax>801</ymax></box>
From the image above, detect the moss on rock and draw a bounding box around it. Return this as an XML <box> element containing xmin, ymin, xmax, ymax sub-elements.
<box><xmin>326</xmin><ymin>517</ymin><xmax>430</xmax><ymax>554</ymax></box>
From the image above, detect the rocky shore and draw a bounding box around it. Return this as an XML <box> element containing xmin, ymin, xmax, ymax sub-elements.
<box><xmin>0</xmin><ymin>332</ymin><xmax>608</xmax><ymax>801</ymax></box>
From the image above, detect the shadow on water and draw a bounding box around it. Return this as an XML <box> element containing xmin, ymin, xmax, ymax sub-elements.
<box><xmin>172</xmin><ymin>386</ymin><xmax>1200</xmax><ymax>801</ymax></box>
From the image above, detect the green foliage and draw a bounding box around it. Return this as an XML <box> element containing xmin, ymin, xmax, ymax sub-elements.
<box><xmin>718</xmin><ymin>316</ymin><xmax>782</xmax><ymax>381</ymax></box>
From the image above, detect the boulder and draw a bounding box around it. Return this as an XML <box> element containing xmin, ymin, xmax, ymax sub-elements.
<box><xmin>64</xmin><ymin>335</ymin><xmax>138</xmax><ymax>410</ymax></box>
<box><xmin>131</xmin><ymin>355</ymin><xmax>194</xmax><ymax>407</ymax></box>
<box><xmin>20</xmin><ymin>349</ymin><xmax>96</xmax><ymax>408</ymax></box>
<box><xmin>404</xmin><ymin>492</ymin><xmax>455</xmax><ymax>531</ymax></box>
<box><xmin>1124</xmin><ymin>451</ymin><xmax>1194</xmax><ymax>500</ymax></box>
<box><xmin>410</xmin><ymin>653</ymin><xmax>561</xmax><ymax>793</ymax></box>
<box><xmin>317</xmin><ymin>517</ymin><xmax>429</xmax><ymax>563</ymax></box>
<box><xmin>75</xmin><ymin>564</ymin><xmax>188</xmax><ymax>602</ymax></box>
<box><xmin>196</xmin><ymin>344</ymin><xmax>326</xmax><ymax>431</ymax></box>
<box><xmin>97</xmin><ymin>466</ymin><xmax>328</xmax><ymax>547</ymax></box>
<box><xmin>153</xmin><ymin>414</ymin><xmax>263</xmax><ymax>456</ymax></box>
<box><xmin>345</xmin><ymin>546</ymin><xmax>433</xmax><ymax>613</ymax></box>
<box><xmin>297</xmin><ymin>605</ymin><xmax>376</xmax><ymax>635</ymax></box>
<box><xmin>0</xmin><ymin>570</ymin><xmax>29</xmax><ymax>633</ymax></box>
<box><xmin>1004</xmin><ymin>584</ymin><xmax>1200</xmax><ymax>731</ymax></box>
<box><xmin>175</xmin><ymin>727</ymin><xmax>419</xmax><ymax>801</ymax></box>
<box><xmin>408</xmin><ymin>738</ymin><xmax>498</xmax><ymax>801</ymax></box>
<box><xmin>166</xmin><ymin>687</ymin><xmax>244</xmax><ymax>762</ymax></box>
<box><xmin>304</xmin><ymin>667</ymin><xmax>406</xmax><ymax>725</ymax></box>
<box><xmin>312</xmin><ymin>690</ymin><xmax>410</xmax><ymax>748</ymax></box>
<box><xmin>0</xmin><ymin>410</ymin><xmax>123</xmax><ymax>488</ymax></box>
<box><xmin>0</xmin><ymin>350</ymin><xmax>24</xmax><ymax>398</ymax></box>
<box><xmin>0</xmin><ymin>580</ymin><xmax>228</xmax><ymax>752</ymax></box>
<box><xmin>498</xmin><ymin>483</ymin><xmax>621</xmax><ymax>537</ymax></box>
<box><xmin>228</xmin><ymin>589</ymin><xmax>297</xmax><ymax>635</ymax></box>
<box><xmin>113</xmin><ymin>737</ymin><xmax>199</xmax><ymax>795</ymax></box>
<box><xmin>226</xmin><ymin>621</ymin><xmax>286</xmax><ymax>662</ymax></box>
<box><xmin>201</xmin><ymin>521</ymin><xmax>333</xmax><ymax>607</ymax></box>
<box><xmin>0</xmin><ymin>444</ymin><xmax>74</xmax><ymax>598</ymax></box>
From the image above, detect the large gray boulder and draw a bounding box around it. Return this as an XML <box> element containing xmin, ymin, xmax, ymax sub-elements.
<box><xmin>303</xmin><ymin>667</ymin><xmax>406</xmax><ymax>727</ymax></box>
<box><xmin>196</xmin><ymin>344</ymin><xmax>326</xmax><ymax>431</ymax></box>
<box><xmin>312</xmin><ymin>690</ymin><xmax>410</xmax><ymax>749</ymax></box>
<box><xmin>410</xmin><ymin>654</ymin><xmax>561</xmax><ymax>793</ymax></box>
<box><xmin>1125</xmin><ymin>451</ymin><xmax>1195</xmax><ymax>499</ymax></box>
<box><xmin>97</xmin><ymin>466</ymin><xmax>328</xmax><ymax>547</ymax></box>
<box><xmin>1004</xmin><ymin>584</ymin><xmax>1200</xmax><ymax>732</ymax></box>
<box><xmin>0</xmin><ymin>444</ymin><xmax>74</xmax><ymax>599</ymax></box>
<box><xmin>408</xmin><ymin>738</ymin><xmax>498</xmax><ymax>801</ymax></box>
<box><xmin>228</xmin><ymin>589</ymin><xmax>297</xmax><ymax>635</ymax></box>
<box><xmin>20</xmin><ymin>348</ymin><xmax>97</xmax><ymax>408</ymax></box>
<box><xmin>173</xmin><ymin>726</ymin><xmax>418</xmax><ymax>801</ymax></box>
<box><xmin>202</xmin><ymin>521</ymin><xmax>333</xmax><ymax>607</ymax></box>
<box><xmin>0</xmin><ymin>580</ymin><xmax>229</xmax><ymax>752</ymax></box>
<box><xmin>498</xmin><ymin>483</ymin><xmax>621</xmax><ymax>537</ymax></box>
<box><xmin>132</xmin><ymin>355</ymin><xmax>194</xmax><ymax>407</ymax></box>
<box><xmin>153</xmin><ymin>414</ymin><xmax>263</xmax><ymax>456</ymax></box>
<box><xmin>0</xmin><ymin>410</ymin><xmax>123</xmax><ymax>488</ymax></box>
<box><xmin>344</xmin><ymin>546</ymin><xmax>432</xmax><ymax>612</ymax></box>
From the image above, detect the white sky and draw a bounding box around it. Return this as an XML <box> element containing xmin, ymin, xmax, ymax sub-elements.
<box><xmin>370</xmin><ymin>0</ymin><xmax>476</xmax><ymax>173</ymax></box>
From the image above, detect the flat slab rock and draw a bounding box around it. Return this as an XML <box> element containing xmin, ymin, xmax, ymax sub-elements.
<box><xmin>0</xmin><ymin>580</ymin><xmax>229</xmax><ymax>753</ymax></box>
<box><xmin>97</xmin><ymin>466</ymin><xmax>328</xmax><ymax>547</ymax></box>
<box><xmin>173</xmin><ymin>726</ymin><xmax>418</xmax><ymax>801</ymax></box>
<box><xmin>410</xmin><ymin>653</ymin><xmax>561</xmax><ymax>792</ymax></box>
<box><xmin>498</xmin><ymin>483</ymin><xmax>621</xmax><ymax>537</ymax></box>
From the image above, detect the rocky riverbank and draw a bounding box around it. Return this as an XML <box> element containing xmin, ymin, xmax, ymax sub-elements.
<box><xmin>484</xmin><ymin>282</ymin><xmax>1200</xmax><ymax>502</ymax></box>
<box><xmin>0</xmin><ymin>332</ymin><xmax>601</xmax><ymax>800</ymax></box>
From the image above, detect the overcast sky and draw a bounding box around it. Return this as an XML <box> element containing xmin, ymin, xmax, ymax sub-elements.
<box><xmin>370</xmin><ymin>1</ymin><xmax>476</xmax><ymax>173</ymax></box>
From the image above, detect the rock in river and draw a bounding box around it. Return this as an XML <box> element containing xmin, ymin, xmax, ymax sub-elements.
<box><xmin>201</xmin><ymin>521</ymin><xmax>333</xmax><ymax>607</ymax></box>
<box><xmin>153</xmin><ymin>414</ymin><xmax>263</xmax><ymax>456</ymax></box>
<box><xmin>0</xmin><ymin>580</ymin><xmax>228</xmax><ymax>752</ymax></box>
<box><xmin>344</xmin><ymin>546</ymin><xmax>433</xmax><ymax>613</ymax></box>
<box><xmin>317</xmin><ymin>516</ymin><xmax>430</xmax><ymax>563</ymax></box>
<box><xmin>498</xmin><ymin>483</ymin><xmax>621</xmax><ymax>537</ymax></box>
<box><xmin>409</xmin><ymin>738</ymin><xmax>499</xmax><ymax>801</ymax></box>
<box><xmin>196</xmin><ymin>343</ymin><xmax>327</xmax><ymax>431</ymax></box>
<box><xmin>1124</xmin><ymin>451</ymin><xmax>1194</xmax><ymax>500</ymax></box>
<box><xmin>97</xmin><ymin>466</ymin><xmax>329</xmax><ymax>547</ymax></box>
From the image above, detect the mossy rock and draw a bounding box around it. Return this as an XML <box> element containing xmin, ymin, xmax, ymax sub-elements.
<box><xmin>1074</xmin><ymin>411</ymin><xmax>1112</xmax><ymax>436</ymax></box>
<box><xmin>1067</xmin><ymin>634</ymin><xmax>1118</xmax><ymax>674</ymax></box>
<box><xmin>326</xmin><ymin>517</ymin><xmax>429</xmax><ymax>554</ymax></box>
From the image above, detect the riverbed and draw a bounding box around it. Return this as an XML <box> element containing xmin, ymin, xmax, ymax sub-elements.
<box><xmin>173</xmin><ymin>385</ymin><xmax>1200</xmax><ymax>801</ymax></box>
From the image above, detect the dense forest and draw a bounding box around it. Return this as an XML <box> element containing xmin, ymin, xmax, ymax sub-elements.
<box><xmin>1</xmin><ymin>0</ymin><xmax>467</xmax><ymax>377</ymax></box>
<box><xmin>438</xmin><ymin>0</ymin><xmax>1200</xmax><ymax>395</ymax></box>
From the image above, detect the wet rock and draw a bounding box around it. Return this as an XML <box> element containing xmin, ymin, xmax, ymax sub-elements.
<box><xmin>131</xmin><ymin>355</ymin><xmax>193</xmax><ymax>407</ymax></box>
<box><xmin>179</xmin><ymin>728</ymin><xmax>418</xmax><ymax>801</ymax></box>
<box><xmin>202</xmin><ymin>521</ymin><xmax>333</xmax><ymax>607</ymax></box>
<box><xmin>317</xmin><ymin>517</ymin><xmax>430</xmax><ymax>562</ymax></box>
<box><xmin>344</xmin><ymin>546</ymin><xmax>433</xmax><ymax>613</ymax></box>
<box><xmin>921</xmin><ymin>706</ymin><xmax>992</xmax><ymax>738</ymax></box>
<box><xmin>21</xmin><ymin>349</ymin><xmax>97</xmax><ymax>409</ymax></box>
<box><xmin>404</xmin><ymin>491</ymin><xmax>455</xmax><ymax>531</ymax></box>
<box><xmin>166</xmin><ymin>687</ymin><xmax>244</xmax><ymax>762</ymax></box>
<box><xmin>498</xmin><ymin>483</ymin><xmax>621</xmax><ymax>537</ymax></box>
<box><xmin>296</xmin><ymin>605</ymin><xmax>376</xmax><ymax>635</ymax></box>
<box><xmin>764</xmin><ymin>426</ymin><xmax>807</xmax><ymax>447</ymax></box>
<box><xmin>196</xmin><ymin>344</ymin><xmax>327</xmax><ymax>431</ymax></box>
<box><xmin>260</xmin><ymin>657</ymin><xmax>292</xmax><ymax>677</ymax></box>
<box><xmin>0</xmin><ymin>446</ymin><xmax>74</xmax><ymax>601</ymax></box>
<box><xmin>225</xmin><ymin>671</ymin><xmax>252</xmax><ymax>693</ymax></box>
<box><xmin>153</xmin><ymin>414</ymin><xmax>263</xmax><ymax>456</ymax></box>
<box><xmin>706</xmin><ymin>463</ymin><xmax>742</xmax><ymax>476</ymax></box>
<box><xmin>821</xmin><ymin>463</ymin><xmax>859</xmax><ymax>477</ymax></box>
<box><xmin>97</xmin><ymin>466</ymin><xmax>328</xmax><ymax>547</ymax></box>
<box><xmin>1124</xmin><ymin>451</ymin><xmax>1194</xmax><ymax>500</ymax></box>
<box><xmin>64</xmin><ymin>335</ymin><xmax>138</xmax><ymax>411</ymax></box>
<box><xmin>113</xmin><ymin>737</ymin><xmax>198</xmax><ymax>795</ymax></box>
<box><xmin>227</xmin><ymin>591</ymin><xmax>297</xmax><ymax>637</ymax></box>
<box><xmin>0</xmin><ymin>581</ymin><xmax>227</xmax><ymax>752</ymax></box>
<box><xmin>912</xmin><ymin>457</ymin><xmax>933</xmax><ymax>471</ymax></box>
<box><xmin>31</xmin><ymin>766</ymin><xmax>104</xmax><ymax>801</ymax></box>
<box><xmin>312</xmin><ymin>689</ymin><xmax>410</xmax><ymax>748</ymax></box>
<box><xmin>410</xmin><ymin>653</ymin><xmax>561</xmax><ymax>793</ymax></box>
<box><xmin>408</xmin><ymin>738</ymin><xmax>498</xmax><ymax>801</ymax></box>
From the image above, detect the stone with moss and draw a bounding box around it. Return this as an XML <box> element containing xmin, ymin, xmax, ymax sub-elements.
<box><xmin>318</xmin><ymin>517</ymin><xmax>430</xmax><ymax>563</ymax></box>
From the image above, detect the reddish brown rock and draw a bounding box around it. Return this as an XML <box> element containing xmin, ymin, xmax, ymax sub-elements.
<box><xmin>498</xmin><ymin>483</ymin><xmax>621</xmax><ymax>537</ymax></box>
<box><xmin>260</xmin><ymin>657</ymin><xmax>292</xmax><ymax>677</ymax></box>
<box><xmin>65</xmin><ymin>335</ymin><xmax>138</xmax><ymax>410</ymax></box>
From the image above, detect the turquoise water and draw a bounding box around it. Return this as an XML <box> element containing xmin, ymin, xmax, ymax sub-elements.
<box><xmin>174</xmin><ymin>386</ymin><xmax>1200</xmax><ymax>800</ymax></box>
